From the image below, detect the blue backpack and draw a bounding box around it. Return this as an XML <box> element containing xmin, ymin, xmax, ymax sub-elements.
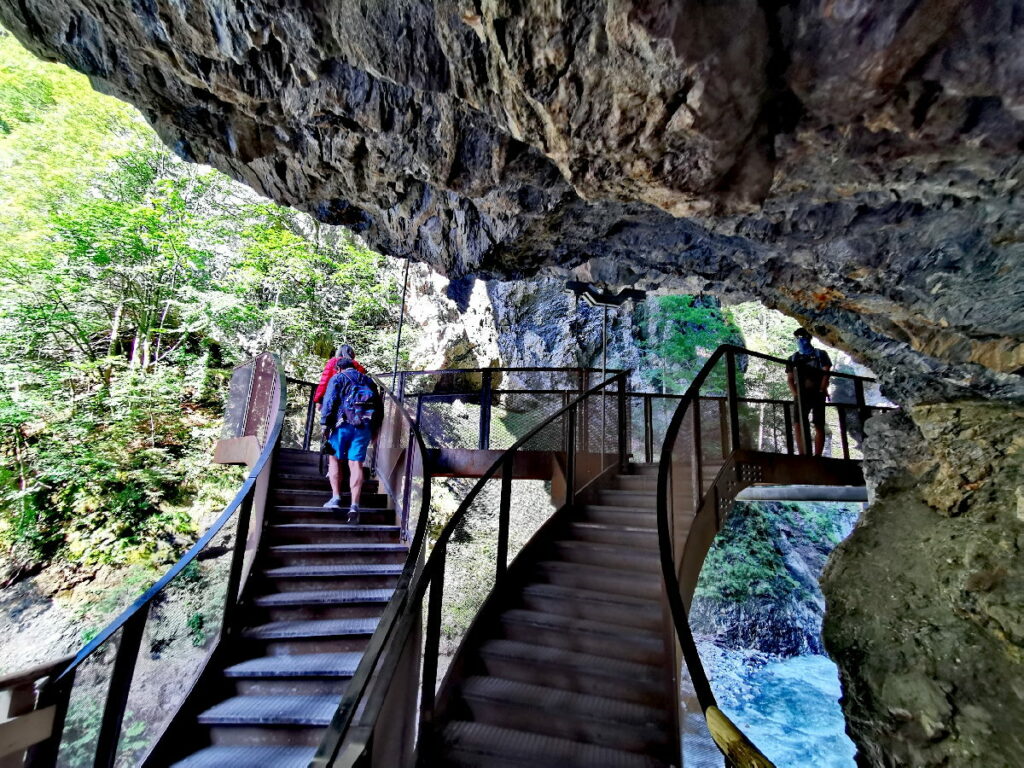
<box><xmin>335</xmin><ymin>369</ymin><xmax>379</xmax><ymax>429</ymax></box>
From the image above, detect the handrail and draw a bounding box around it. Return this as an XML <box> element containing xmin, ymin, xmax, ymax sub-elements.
<box><xmin>55</xmin><ymin>357</ymin><xmax>287</xmax><ymax>684</ymax></box>
<box><xmin>1</xmin><ymin>354</ymin><xmax>290</xmax><ymax>768</ymax></box>
<box><xmin>655</xmin><ymin>343</ymin><xmax>880</xmax><ymax>768</ymax></box>
<box><xmin>315</xmin><ymin>369</ymin><xmax>627</xmax><ymax>766</ymax></box>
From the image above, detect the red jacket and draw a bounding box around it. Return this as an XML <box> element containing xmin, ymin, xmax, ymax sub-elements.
<box><xmin>314</xmin><ymin>357</ymin><xmax>367</xmax><ymax>404</ymax></box>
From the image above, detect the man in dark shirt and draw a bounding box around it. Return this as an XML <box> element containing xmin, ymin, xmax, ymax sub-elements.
<box><xmin>786</xmin><ymin>328</ymin><xmax>832</xmax><ymax>456</ymax></box>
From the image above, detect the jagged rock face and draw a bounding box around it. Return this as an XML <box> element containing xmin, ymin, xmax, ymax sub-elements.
<box><xmin>4</xmin><ymin>3</ymin><xmax>1024</xmax><ymax>766</ymax></box>
<box><xmin>823</xmin><ymin>406</ymin><xmax>1024</xmax><ymax>767</ymax></box>
<box><xmin>2</xmin><ymin>0</ymin><xmax>1022</xmax><ymax>405</ymax></box>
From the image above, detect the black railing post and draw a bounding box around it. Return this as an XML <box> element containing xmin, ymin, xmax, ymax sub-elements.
<box><xmin>643</xmin><ymin>396</ymin><xmax>654</xmax><ymax>464</ymax></box>
<box><xmin>420</xmin><ymin>549</ymin><xmax>445</xmax><ymax>727</ymax></box>
<box><xmin>725</xmin><ymin>350</ymin><xmax>741</xmax><ymax>453</ymax></box>
<box><xmin>496</xmin><ymin>457</ymin><xmax>513</xmax><ymax>586</ymax></box>
<box><xmin>854</xmin><ymin>378</ymin><xmax>869</xmax><ymax>425</ymax></box>
<box><xmin>221</xmin><ymin>491</ymin><xmax>254</xmax><ymax>634</ymax></box>
<box><xmin>783</xmin><ymin>402</ymin><xmax>794</xmax><ymax>455</ymax></box>
<box><xmin>617</xmin><ymin>376</ymin><xmax>627</xmax><ymax>471</ymax></box>
<box><xmin>838</xmin><ymin>405</ymin><xmax>851</xmax><ymax>459</ymax></box>
<box><xmin>565</xmin><ymin>406</ymin><xmax>577</xmax><ymax>507</ymax></box>
<box><xmin>26</xmin><ymin>668</ymin><xmax>76</xmax><ymax>768</ymax></box>
<box><xmin>794</xmin><ymin>382</ymin><xmax>810</xmax><ymax>455</ymax></box>
<box><xmin>479</xmin><ymin>370</ymin><xmax>493</xmax><ymax>450</ymax></box>
<box><xmin>302</xmin><ymin>384</ymin><xmax>316</xmax><ymax>450</ymax></box>
<box><xmin>691</xmin><ymin>402</ymin><xmax>704</xmax><ymax>512</ymax></box>
<box><xmin>94</xmin><ymin>605</ymin><xmax>150</xmax><ymax>768</ymax></box>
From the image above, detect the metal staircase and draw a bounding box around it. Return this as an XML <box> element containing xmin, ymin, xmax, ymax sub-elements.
<box><xmin>166</xmin><ymin>448</ymin><xmax>399</xmax><ymax>767</ymax></box>
<box><xmin>0</xmin><ymin>348</ymin><xmax>890</xmax><ymax>768</ymax></box>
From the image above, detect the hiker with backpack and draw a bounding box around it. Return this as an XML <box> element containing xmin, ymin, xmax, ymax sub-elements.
<box><xmin>313</xmin><ymin>343</ymin><xmax>367</xmax><ymax>409</ymax></box>
<box><xmin>786</xmin><ymin>328</ymin><xmax>832</xmax><ymax>456</ymax></box>
<box><xmin>320</xmin><ymin>356</ymin><xmax>381</xmax><ymax>522</ymax></box>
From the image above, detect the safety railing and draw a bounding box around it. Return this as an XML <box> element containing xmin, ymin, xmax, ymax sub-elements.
<box><xmin>313</xmin><ymin>370</ymin><xmax>628</xmax><ymax>767</ymax></box>
<box><xmin>391</xmin><ymin>367</ymin><xmax>618</xmax><ymax>451</ymax></box>
<box><xmin>656</xmin><ymin>345</ymin><xmax>891</xmax><ymax>768</ymax></box>
<box><xmin>3</xmin><ymin>353</ymin><xmax>286</xmax><ymax>768</ymax></box>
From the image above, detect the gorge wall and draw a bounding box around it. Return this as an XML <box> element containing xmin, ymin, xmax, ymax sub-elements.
<box><xmin>1</xmin><ymin>2</ymin><xmax>1023</xmax><ymax>765</ymax></box>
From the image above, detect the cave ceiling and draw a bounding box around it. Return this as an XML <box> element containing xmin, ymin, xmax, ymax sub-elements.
<box><xmin>2</xmin><ymin>0</ymin><xmax>1022</xmax><ymax>403</ymax></box>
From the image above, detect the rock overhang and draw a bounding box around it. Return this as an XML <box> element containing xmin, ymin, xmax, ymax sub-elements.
<box><xmin>1</xmin><ymin>0</ymin><xmax>1022</xmax><ymax>405</ymax></box>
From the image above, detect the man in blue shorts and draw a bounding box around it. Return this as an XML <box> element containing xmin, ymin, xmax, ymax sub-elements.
<box><xmin>320</xmin><ymin>357</ymin><xmax>376</xmax><ymax>522</ymax></box>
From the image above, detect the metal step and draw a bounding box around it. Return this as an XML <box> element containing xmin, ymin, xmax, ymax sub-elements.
<box><xmin>613</xmin><ymin>475</ymin><xmax>658</xmax><ymax>492</ymax></box>
<box><xmin>267</xmin><ymin>523</ymin><xmax>400</xmax><ymax>545</ymax></box>
<box><xmin>198</xmin><ymin>694</ymin><xmax>338</xmax><ymax>746</ymax></box>
<box><xmin>568</xmin><ymin>522</ymin><xmax>659</xmax><ymax>549</ymax></box>
<box><xmin>533</xmin><ymin>561</ymin><xmax>661</xmax><ymax>600</ymax></box>
<box><xmin>260</xmin><ymin>563</ymin><xmax>402</xmax><ymax>592</ymax></box>
<box><xmin>580</xmin><ymin>505</ymin><xmax>657</xmax><ymax>528</ymax></box>
<box><xmin>242</xmin><ymin>618</ymin><xmax>380</xmax><ymax>655</ymax></box>
<box><xmin>172</xmin><ymin>745</ymin><xmax>317</xmax><ymax>768</ymax></box>
<box><xmin>224</xmin><ymin>652</ymin><xmax>362</xmax><ymax>679</ymax></box>
<box><xmin>519</xmin><ymin>584</ymin><xmax>663</xmax><ymax>631</ymax></box>
<box><xmin>499</xmin><ymin>609</ymin><xmax>666</xmax><ymax>665</ymax></box>
<box><xmin>439</xmin><ymin>721</ymin><xmax>667</xmax><ymax>768</ymax></box>
<box><xmin>476</xmin><ymin>640</ymin><xmax>665</xmax><ymax>705</ymax></box>
<box><xmin>457</xmin><ymin>676</ymin><xmax>670</xmax><ymax>755</ymax></box>
<box><xmin>595</xmin><ymin>489</ymin><xmax>658</xmax><ymax>509</ymax></box>
<box><xmin>549</xmin><ymin>540</ymin><xmax>660</xmax><ymax>573</ymax></box>
<box><xmin>252</xmin><ymin>588</ymin><xmax>394</xmax><ymax>621</ymax></box>
<box><xmin>270</xmin><ymin>488</ymin><xmax>389</xmax><ymax>507</ymax></box>
<box><xmin>266</xmin><ymin>543</ymin><xmax>407</xmax><ymax>567</ymax></box>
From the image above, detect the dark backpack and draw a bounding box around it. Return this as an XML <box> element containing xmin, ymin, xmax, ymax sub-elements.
<box><xmin>791</xmin><ymin>350</ymin><xmax>828</xmax><ymax>391</ymax></box>
<box><xmin>335</xmin><ymin>369</ymin><xmax>379</xmax><ymax>429</ymax></box>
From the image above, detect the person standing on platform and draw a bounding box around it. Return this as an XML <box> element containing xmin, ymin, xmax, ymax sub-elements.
<box><xmin>786</xmin><ymin>328</ymin><xmax>832</xmax><ymax>456</ymax></box>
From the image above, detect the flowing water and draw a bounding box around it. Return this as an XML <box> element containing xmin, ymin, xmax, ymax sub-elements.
<box><xmin>715</xmin><ymin>653</ymin><xmax>857</xmax><ymax>768</ymax></box>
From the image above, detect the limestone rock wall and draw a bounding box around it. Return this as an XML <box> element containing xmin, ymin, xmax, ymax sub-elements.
<box><xmin>823</xmin><ymin>405</ymin><xmax>1024</xmax><ymax>767</ymax></box>
<box><xmin>1</xmin><ymin>1</ymin><xmax>1021</xmax><ymax>405</ymax></box>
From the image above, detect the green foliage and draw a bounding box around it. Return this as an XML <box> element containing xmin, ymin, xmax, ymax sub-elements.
<box><xmin>640</xmin><ymin>295</ymin><xmax>744</xmax><ymax>393</ymax></box>
<box><xmin>0</xmin><ymin>29</ymin><xmax>400</xmax><ymax>582</ymax></box>
<box><xmin>695</xmin><ymin>502</ymin><xmax>803</xmax><ymax>602</ymax></box>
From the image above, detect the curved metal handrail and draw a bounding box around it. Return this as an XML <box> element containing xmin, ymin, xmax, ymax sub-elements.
<box><xmin>55</xmin><ymin>356</ymin><xmax>288</xmax><ymax>683</ymax></box>
<box><xmin>315</xmin><ymin>369</ymin><xmax>627</xmax><ymax>766</ymax></box>
<box><xmin>655</xmin><ymin>344</ymin><xmax>880</xmax><ymax>768</ymax></box>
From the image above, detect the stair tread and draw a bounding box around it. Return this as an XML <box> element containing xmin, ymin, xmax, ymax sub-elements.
<box><xmin>243</xmin><ymin>618</ymin><xmax>379</xmax><ymax>640</ymax></box>
<box><xmin>270</xmin><ymin>523</ymin><xmax>399</xmax><ymax>532</ymax></box>
<box><xmin>272</xmin><ymin>505</ymin><xmax>392</xmax><ymax>512</ymax></box>
<box><xmin>521</xmin><ymin>583</ymin><xmax>660</xmax><ymax>610</ymax></box>
<box><xmin>599</xmin><ymin>489</ymin><xmax>657</xmax><ymax>497</ymax></box>
<box><xmin>536</xmin><ymin>560</ymin><xmax>658</xmax><ymax>583</ymax></box>
<box><xmin>554</xmin><ymin>540</ymin><xmax>659</xmax><ymax>557</ymax></box>
<box><xmin>571</xmin><ymin>522</ymin><xmax>658</xmax><ymax>534</ymax></box>
<box><xmin>263</xmin><ymin>564</ymin><xmax>402</xmax><ymax>577</ymax></box>
<box><xmin>459</xmin><ymin>676</ymin><xmax>668</xmax><ymax>728</ymax></box>
<box><xmin>581</xmin><ymin>505</ymin><xmax>658</xmax><ymax>517</ymax></box>
<box><xmin>479</xmin><ymin>640</ymin><xmax>662</xmax><ymax>682</ymax></box>
<box><xmin>197</xmin><ymin>695</ymin><xmax>338</xmax><ymax>725</ymax></box>
<box><xmin>269</xmin><ymin>543</ymin><xmax>406</xmax><ymax>553</ymax></box>
<box><xmin>172</xmin><ymin>745</ymin><xmax>317</xmax><ymax>768</ymax></box>
<box><xmin>253</xmin><ymin>588</ymin><xmax>394</xmax><ymax>606</ymax></box>
<box><xmin>224</xmin><ymin>652</ymin><xmax>362</xmax><ymax>678</ymax></box>
<box><xmin>500</xmin><ymin>609</ymin><xmax>662</xmax><ymax>643</ymax></box>
<box><xmin>441</xmin><ymin>721</ymin><xmax>666</xmax><ymax>768</ymax></box>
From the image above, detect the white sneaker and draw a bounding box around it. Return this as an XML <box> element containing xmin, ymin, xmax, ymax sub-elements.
<box><xmin>323</xmin><ymin>497</ymin><xmax>342</xmax><ymax>509</ymax></box>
